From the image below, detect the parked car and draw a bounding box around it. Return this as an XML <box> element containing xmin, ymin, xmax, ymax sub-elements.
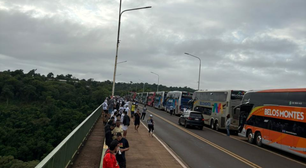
<box><xmin>178</xmin><ymin>111</ymin><xmax>204</xmax><ymax>130</ymax></box>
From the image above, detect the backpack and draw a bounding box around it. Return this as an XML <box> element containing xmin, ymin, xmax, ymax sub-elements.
<box><xmin>123</xmin><ymin>115</ymin><xmax>130</xmax><ymax>126</ymax></box>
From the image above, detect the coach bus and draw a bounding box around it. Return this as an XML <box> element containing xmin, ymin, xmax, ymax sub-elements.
<box><xmin>141</xmin><ymin>92</ymin><xmax>148</xmax><ymax>105</ymax></box>
<box><xmin>236</xmin><ymin>88</ymin><xmax>306</xmax><ymax>158</ymax></box>
<box><xmin>192</xmin><ymin>90</ymin><xmax>245</xmax><ymax>132</ymax></box>
<box><xmin>147</xmin><ymin>92</ymin><xmax>156</xmax><ymax>106</ymax></box>
<box><xmin>130</xmin><ymin>92</ymin><xmax>136</xmax><ymax>101</ymax></box>
<box><xmin>164</xmin><ymin>91</ymin><xmax>193</xmax><ymax>115</ymax></box>
<box><xmin>153</xmin><ymin>91</ymin><xmax>168</xmax><ymax>110</ymax></box>
<box><xmin>135</xmin><ymin>93</ymin><xmax>141</xmax><ymax>102</ymax></box>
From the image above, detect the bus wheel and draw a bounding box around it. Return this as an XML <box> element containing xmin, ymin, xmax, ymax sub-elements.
<box><xmin>210</xmin><ymin>120</ymin><xmax>214</xmax><ymax>129</ymax></box>
<box><xmin>247</xmin><ymin>130</ymin><xmax>254</xmax><ymax>144</ymax></box>
<box><xmin>214</xmin><ymin>121</ymin><xmax>219</xmax><ymax>131</ymax></box>
<box><xmin>255</xmin><ymin>132</ymin><xmax>263</xmax><ymax>147</ymax></box>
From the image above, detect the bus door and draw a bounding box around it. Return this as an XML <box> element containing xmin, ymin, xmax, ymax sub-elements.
<box><xmin>236</xmin><ymin>104</ymin><xmax>253</xmax><ymax>133</ymax></box>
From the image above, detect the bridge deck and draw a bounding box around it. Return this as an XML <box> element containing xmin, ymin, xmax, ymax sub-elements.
<box><xmin>72</xmin><ymin>113</ymin><xmax>183</xmax><ymax>168</ymax></box>
<box><xmin>72</xmin><ymin>116</ymin><xmax>105</xmax><ymax>168</ymax></box>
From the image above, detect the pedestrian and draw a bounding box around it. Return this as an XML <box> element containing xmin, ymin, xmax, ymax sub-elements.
<box><xmin>124</xmin><ymin>105</ymin><xmax>129</xmax><ymax>115</ymax></box>
<box><xmin>226</xmin><ymin>114</ymin><xmax>231</xmax><ymax>136</ymax></box>
<box><xmin>170</xmin><ymin>104</ymin><xmax>174</xmax><ymax>116</ymax></box>
<box><xmin>147</xmin><ymin>114</ymin><xmax>154</xmax><ymax>137</ymax></box>
<box><xmin>131</xmin><ymin>102</ymin><xmax>136</xmax><ymax>118</ymax></box>
<box><xmin>108</xmin><ymin>97</ymin><xmax>115</xmax><ymax>118</ymax></box>
<box><xmin>122</xmin><ymin>111</ymin><xmax>130</xmax><ymax>137</ymax></box>
<box><xmin>105</xmin><ymin>121</ymin><xmax>116</xmax><ymax>147</ymax></box>
<box><xmin>112</xmin><ymin>111</ymin><xmax>118</xmax><ymax>122</ymax></box>
<box><xmin>116</xmin><ymin>132</ymin><xmax>129</xmax><ymax>168</ymax></box>
<box><xmin>103</xmin><ymin>140</ymin><xmax>120</xmax><ymax>168</ymax></box>
<box><xmin>119</xmin><ymin>104</ymin><xmax>124</xmax><ymax>115</ymax></box>
<box><xmin>116</xmin><ymin>99</ymin><xmax>120</xmax><ymax>111</ymax></box>
<box><xmin>102</xmin><ymin>100</ymin><xmax>109</xmax><ymax>123</ymax></box>
<box><xmin>116</xmin><ymin>113</ymin><xmax>121</xmax><ymax>122</ymax></box>
<box><xmin>134</xmin><ymin>109</ymin><xmax>141</xmax><ymax>132</ymax></box>
<box><xmin>135</xmin><ymin>101</ymin><xmax>139</xmax><ymax>109</ymax></box>
<box><xmin>141</xmin><ymin>105</ymin><xmax>147</xmax><ymax>120</ymax></box>
<box><xmin>112</xmin><ymin>120</ymin><xmax>123</xmax><ymax>140</ymax></box>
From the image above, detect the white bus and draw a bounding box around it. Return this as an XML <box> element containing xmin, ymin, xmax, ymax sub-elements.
<box><xmin>164</xmin><ymin>91</ymin><xmax>193</xmax><ymax>115</ymax></box>
<box><xmin>192</xmin><ymin>90</ymin><xmax>245</xmax><ymax>132</ymax></box>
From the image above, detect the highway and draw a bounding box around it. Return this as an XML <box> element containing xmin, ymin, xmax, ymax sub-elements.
<box><xmin>139</xmin><ymin>105</ymin><xmax>306</xmax><ymax>168</ymax></box>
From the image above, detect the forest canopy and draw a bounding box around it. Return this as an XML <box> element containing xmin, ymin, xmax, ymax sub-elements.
<box><xmin>0</xmin><ymin>69</ymin><xmax>194</xmax><ymax>167</ymax></box>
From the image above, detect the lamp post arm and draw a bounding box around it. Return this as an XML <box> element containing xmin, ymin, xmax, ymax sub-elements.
<box><xmin>121</xmin><ymin>6</ymin><xmax>152</xmax><ymax>15</ymax></box>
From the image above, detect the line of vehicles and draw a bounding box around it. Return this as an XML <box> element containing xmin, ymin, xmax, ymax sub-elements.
<box><xmin>130</xmin><ymin>88</ymin><xmax>306</xmax><ymax>158</ymax></box>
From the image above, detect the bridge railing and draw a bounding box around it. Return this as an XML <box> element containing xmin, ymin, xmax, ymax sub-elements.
<box><xmin>35</xmin><ymin>105</ymin><xmax>103</xmax><ymax>168</ymax></box>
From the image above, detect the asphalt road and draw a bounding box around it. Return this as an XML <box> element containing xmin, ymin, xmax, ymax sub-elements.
<box><xmin>138</xmin><ymin>105</ymin><xmax>306</xmax><ymax>168</ymax></box>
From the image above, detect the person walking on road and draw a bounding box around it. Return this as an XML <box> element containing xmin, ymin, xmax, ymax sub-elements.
<box><xmin>103</xmin><ymin>140</ymin><xmax>120</xmax><ymax>168</ymax></box>
<box><xmin>131</xmin><ymin>102</ymin><xmax>136</xmax><ymax>118</ymax></box>
<box><xmin>226</xmin><ymin>114</ymin><xmax>231</xmax><ymax>136</ymax></box>
<box><xmin>102</xmin><ymin>100</ymin><xmax>108</xmax><ymax>123</ymax></box>
<box><xmin>147</xmin><ymin>115</ymin><xmax>154</xmax><ymax>137</ymax></box>
<box><xmin>134</xmin><ymin>109</ymin><xmax>141</xmax><ymax>132</ymax></box>
<box><xmin>119</xmin><ymin>104</ymin><xmax>124</xmax><ymax>115</ymax></box>
<box><xmin>116</xmin><ymin>132</ymin><xmax>129</xmax><ymax>168</ymax></box>
<box><xmin>170</xmin><ymin>104</ymin><xmax>174</xmax><ymax>116</ymax></box>
<box><xmin>141</xmin><ymin>105</ymin><xmax>147</xmax><ymax>120</ymax></box>
<box><xmin>105</xmin><ymin>121</ymin><xmax>116</xmax><ymax>147</ymax></box>
<box><xmin>112</xmin><ymin>120</ymin><xmax>123</xmax><ymax>140</ymax></box>
<box><xmin>122</xmin><ymin>111</ymin><xmax>130</xmax><ymax>138</ymax></box>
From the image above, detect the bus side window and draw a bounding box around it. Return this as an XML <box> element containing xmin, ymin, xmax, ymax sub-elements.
<box><xmin>204</xmin><ymin>107</ymin><xmax>212</xmax><ymax>115</ymax></box>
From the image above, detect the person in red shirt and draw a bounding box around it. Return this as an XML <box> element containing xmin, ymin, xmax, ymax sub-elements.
<box><xmin>103</xmin><ymin>140</ymin><xmax>120</xmax><ymax>168</ymax></box>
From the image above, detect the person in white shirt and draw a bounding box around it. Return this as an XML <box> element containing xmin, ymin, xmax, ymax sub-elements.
<box><xmin>102</xmin><ymin>100</ymin><xmax>108</xmax><ymax>119</ymax></box>
<box><xmin>226</xmin><ymin>114</ymin><xmax>232</xmax><ymax>136</ymax></box>
<box><xmin>119</xmin><ymin>104</ymin><xmax>124</xmax><ymax>114</ymax></box>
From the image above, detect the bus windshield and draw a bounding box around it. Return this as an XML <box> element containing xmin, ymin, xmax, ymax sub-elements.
<box><xmin>231</xmin><ymin>90</ymin><xmax>245</xmax><ymax>100</ymax></box>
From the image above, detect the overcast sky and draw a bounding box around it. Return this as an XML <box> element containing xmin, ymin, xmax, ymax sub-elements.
<box><xmin>0</xmin><ymin>0</ymin><xmax>305</xmax><ymax>91</ymax></box>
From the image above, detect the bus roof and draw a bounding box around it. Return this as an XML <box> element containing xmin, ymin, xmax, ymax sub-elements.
<box><xmin>257</xmin><ymin>88</ymin><xmax>306</xmax><ymax>93</ymax></box>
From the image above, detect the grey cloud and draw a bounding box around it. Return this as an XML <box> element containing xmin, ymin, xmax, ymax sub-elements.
<box><xmin>0</xmin><ymin>0</ymin><xmax>305</xmax><ymax>90</ymax></box>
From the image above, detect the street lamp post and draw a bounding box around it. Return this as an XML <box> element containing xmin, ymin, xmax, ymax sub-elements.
<box><xmin>151</xmin><ymin>71</ymin><xmax>159</xmax><ymax>92</ymax></box>
<box><xmin>111</xmin><ymin>1</ymin><xmax>152</xmax><ymax>96</ymax></box>
<box><xmin>185</xmin><ymin>53</ymin><xmax>201</xmax><ymax>90</ymax></box>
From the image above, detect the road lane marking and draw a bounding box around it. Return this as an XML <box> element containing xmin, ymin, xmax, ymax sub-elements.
<box><xmin>229</xmin><ymin>133</ymin><xmax>306</xmax><ymax>167</ymax></box>
<box><xmin>146</xmin><ymin>109</ymin><xmax>262</xmax><ymax>168</ymax></box>
<box><xmin>140</xmin><ymin>121</ymin><xmax>189</xmax><ymax>168</ymax></box>
<box><xmin>194</xmin><ymin>112</ymin><xmax>306</xmax><ymax>167</ymax></box>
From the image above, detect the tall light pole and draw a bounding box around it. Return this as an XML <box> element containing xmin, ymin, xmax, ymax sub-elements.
<box><xmin>111</xmin><ymin>1</ymin><xmax>152</xmax><ymax>97</ymax></box>
<box><xmin>151</xmin><ymin>71</ymin><xmax>159</xmax><ymax>92</ymax></box>
<box><xmin>185</xmin><ymin>53</ymin><xmax>201</xmax><ymax>90</ymax></box>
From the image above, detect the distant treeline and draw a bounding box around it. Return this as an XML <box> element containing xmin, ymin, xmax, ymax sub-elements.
<box><xmin>0</xmin><ymin>69</ymin><xmax>194</xmax><ymax>167</ymax></box>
